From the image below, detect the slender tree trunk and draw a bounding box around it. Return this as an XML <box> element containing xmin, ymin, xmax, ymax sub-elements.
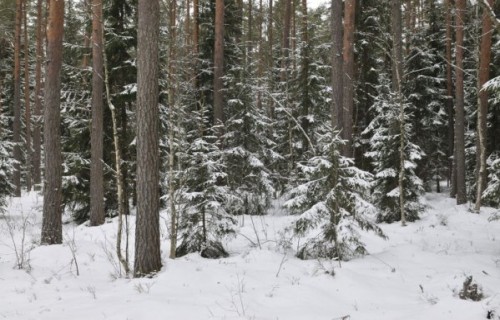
<box><xmin>256</xmin><ymin>0</ymin><xmax>263</xmax><ymax>110</ymax></box>
<box><xmin>89</xmin><ymin>0</ymin><xmax>105</xmax><ymax>226</ymax></box>
<box><xmin>213</xmin><ymin>0</ymin><xmax>225</xmax><ymax>127</ymax></box>
<box><xmin>23</xmin><ymin>0</ymin><xmax>32</xmax><ymax>192</ymax></box>
<box><xmin>103</xmin><ymin>27</ymin><xmax>130</xmax><ymax>275</ymax></box>
<box><xmin>392</xmin><ymin>0</ymin><xmax>406</xmax><ymax>226</ymax></box>
<box><xmin>134</xmin><ymin>0</ymin><xmax>161</xmax><ymax>277</ymax></box>
<box><xmin>247</xmin><ymin>0</ymin><xmax>253</xmax><ymax>68</ymax></box>
<box><xmin>331</xmin><ymin>0</ymin><xmax>343</xmax><ymax>131</ymax></box>
<box><xmin>41</xmin><ymin>0</ymin><xmax>64</xmax><ymax>245</ymax></box>
<box><xmin>168</xmin><ymin>0</ymin><xmax>178</xmax><ymax>259</ymax></box>
<box><xmin>33</xmin><ymin>0</ymin><xmax>44</xmax><ymax>188</ymax></box>
<box><xmin>268</xmin><ymin>0</ymin><xmax>274</xmax><ymax>118</ymax></box>
<box><xmin>300</xmin><ymin>0</ymin><xmax>309</xmax><ymax>151</ymax></box>
<box><xmin>281</xmin><ymin>0</ymin><xmax>291</xmax><ymax>83</ymax></box>
<box><xmin>13</xmin><ymin>0</ymin><xmax>22</xmax><ymax>197</ymax></box>
<box><xmin>342</xmin><ymin>0</ymin><xmax>355</xmax><ymax>157</ymax></box>
<box><xmin>474</xmin><ymin>0</ymin><xmax>494</xmax><ymax>212</ymax></box>
<box><xmin>454</xmin><ymin>0</ymin><xmax>467</xmax><ymax>205</ymax></box>
<box><xmin>445</xmin><ymin>0</ymin><xmax>455</xmax><ymax>193</ymax></box>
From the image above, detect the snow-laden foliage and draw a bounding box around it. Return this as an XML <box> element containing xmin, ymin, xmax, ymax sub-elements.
<box><xmin>284</xmin><ymin>127</ymin><xmax>384</xmax><ymax>261</ymax></box>
<box><xmin>222</xmin><ymin>102</ymin><xmax>276</xmax><ymax>216</ymax></box>
<box><xmin>482</xmin><ymin>153</ymin><xmax>500</xmax><ymax>208</ymax></box>
<box><xmin>174</xmin><ymin>127</ymin><xmax>238</xmax><ymax>258</ymax></box>
<box><xmin>363</xmin><ymin>76</ymin><xmax>425</xmax><ymax>223</ymax></box>
<box><xmin>60</xmin><ymin>88</ymin><xmax>92</xmax><ymax>223</ymax></box>
<box><xmin>0</xmin><ymin>138</ymin><xmax>15</xmax><ymax>212</ymax></box>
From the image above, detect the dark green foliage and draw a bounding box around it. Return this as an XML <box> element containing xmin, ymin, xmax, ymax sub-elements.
<box><xmin>174</xmin><ymin>126</ymin><xmax>238</xmax><ymax>258</ymax></box>
<box><xmin>482</xmin><ymin>153</ymin><xmax>500</xmax><ymax>208</ymax></box>
<box><xmin>364</xmin><ymin>76</ymin><xmax>425</xmax><ymax>223</ymax></box>
<box><xmin>285</xmin><ymin>127</ymin><xmax>383</xmax><ymax>261</ymax></box>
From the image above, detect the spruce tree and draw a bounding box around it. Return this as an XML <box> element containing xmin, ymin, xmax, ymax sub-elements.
<box><xmin>363</xmin><ymin>75</ymin><xmax>425</xmax><ymax>223</ymax></box>
<box><xmin>285</xmin><ymin>126</ymin><xmax>383</xmax><ymax>260</ymax></box>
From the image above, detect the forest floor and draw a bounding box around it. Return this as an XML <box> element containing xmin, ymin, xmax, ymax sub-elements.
<box><xmin>1</xmin><ymin>191</ymin><xmax>500</xmax><ymax>320</ymax></box>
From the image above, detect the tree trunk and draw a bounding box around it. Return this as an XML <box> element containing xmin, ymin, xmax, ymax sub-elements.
<box><xmin>89</xmin><ymin>0</ymin><xmax>105</xmax><ymax>226</ymax></box>
<box><xmin>41</xmin><ymin>0</ymin><xmax>64</xmax><ymax>245</ymax></box>
<box><xmin>268</xmin><ymin>0</ymin><xmax>274</xmax><ymax>118</ymax></box>
<box><xmin>454</xmin><ymin>0</ymin><xmax>467</xmax><ymax>205</ymax></box>
<box><xmin>445</xmin><ymin>0</ymin><xmax>455</xmax><ymax>193</ymax></box>
<box><xmin>331</xmin><ymin>0</ymin><xmax>343</xmax><ymax>131</ymax></box>
<box><xmin>474</xmin><ymin>0</ymin><xmax>494</xmax><ymax>212</ymax></box>
<box><xmin>213</xmin><ymin>0</ymin><xmax>225</xmax><ymax>127</ymax></box>
<box><xmin>342</xmin><ymin>0</ymin><xmax>355</xmax><ymax>157</ymax></box>
<box><xmin>33</xmin><ymin>0</ymin><xmax>44</xmax><ymax>188</ymax></box>
<box><xmin>281</xmin><ymin>0</ymin><xmax>292</xmax><ymax>83</ymax></box>
<box><xmin>300</xmin><ymin>0</ymin><xmax>309</xmax><ymax>151</ymax></box>
<box><xmin>168</xmin><ymin>0</ymin><xmax>178</xmax><ymax>259</ymax></box>
<box><xmin>23</xmin><ymin>0</ymin><xmax>32</xmax><ymax>192</ymax></box>
<box><xmin>13</xmin><ymin>0</ymin><xmax>22</xmax><ymax>197</ymax></box>
<box><xmin>392</xmin><ymin>0</ymin><xmax>406</xmax><ymax>226</ymax></box>
<box><xmin>134</xmin><ymin>0</ymin><xmax>162</xmax><ymax>277</ymax></box>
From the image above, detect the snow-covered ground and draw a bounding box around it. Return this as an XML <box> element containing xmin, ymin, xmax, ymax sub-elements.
<box><xmin>1</xmin><ymin>192</ymin><xmax>499</xmax><ymax>320</ymax></box>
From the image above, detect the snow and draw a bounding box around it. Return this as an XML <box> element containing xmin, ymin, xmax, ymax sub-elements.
<box><xmin>1</xmin><ymin>192</ymin><xmax>500</xmax><ymax>320</ymax></box>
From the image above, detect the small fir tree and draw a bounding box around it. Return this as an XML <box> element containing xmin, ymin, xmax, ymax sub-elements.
<box><xmin>284</xmin><ymin>127</ymin><xmax>383</xmax><ymax>260</ymax></box>
<box><xmin>175</xmin><ymin>124</ymin><xmax>238</xmax><ymax>258</ymax></box>
<box><xmin>482</xmin><ymin>152</ymin><xmax>500</xmax><ymax>208</ymax></box>
<box><xmin>363</xmin><ymin>76</ymin><xmax>425</xmax><ymax>223</ymax></box>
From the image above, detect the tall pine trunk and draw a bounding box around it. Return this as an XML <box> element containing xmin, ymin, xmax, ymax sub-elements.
<box><xmin>331</xmin><ymin>0</ymin><xmax>343</xmax><ymax>131</ymax></box>
<box><xmin>33</xmin><ymin>0</ymin><xmax>44</xmax><ymax>188</ymax></box>
<box><xmin>454</xmin><ymin>0</ymin><xmax>467</xmax><ymax>205</ymax></box>
<box><xmin>445</xmin><ymin>0</ymin><xmax>455</xmax><ymax>193</ymax></box>
<box><xmin>475</xmin><ymin>0</ymin><xmax>494</xmax><ymax>212</ymax></box>
<box><xmin>342</xmin><ymin>0</ymin><xmax>355</xmax><ymax>157</ymax></box>
<box><xmin>134</xmin><ymin>0</ymin><xmax>162</xmax><ymax>277</ymax></box>
<box><xmin>213</xmin><ymin>0</ymin><xmax>225</xmax><ymax>128</ymax></box>
<box><xmin>41</xmin><ymin>0</ymin><xmax>64</xmax><ymax>245</ymax></box>
<box><xmin>89</xmin><ymin>0</ymin><xmax>105</xmax><ymax>226</ymax></box>
<box><xmin>391</xmin><ymin>0</ymin><xmax>406</xmax><ymax>226</ymax></box>
<box><xmin>23</xmin><ymin>0</ymin><xmax>32</xmax><ymax>192</ymax></box>
<box><xmin>13</xmin><ymin>0</ymin><xmax>22</xmax><ymax>196</ymax></box>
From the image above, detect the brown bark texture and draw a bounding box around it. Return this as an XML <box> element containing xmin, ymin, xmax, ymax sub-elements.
<box><xmin>89</xmin><ymin>0</ymin><xmax>105</xmax><ymax>226</ymax></box>
<box><xmin>445</xmin><ymin>0</ymin><xmax>455</xmax><ymax>194</ymax></box>
<box><xmin>475</xmin><ymin>0</ymin><xmax>494</xmax><ymax>211</ymax></box>
<box><xmin>342</xmin><ymin>0</ymin><xmax>355</xmax><ymax>157</ymax></box>
<box><xmin>454</xmin><ymin>0</ymin><xmax>467</xmax><ymax>205</ymax></box>
<box><xmin>24</xmin><ymin>0</ymin><xmax>32</xmax><ymax>192</ymax></box>
<box><xmin>41</xmin><ymin>0</ymin><xmax>64</xmax><ymax>245</ymax></box>
<box><xmin>331</xmin><ymin>0</ymin><xmax>343</xmax><ymax>131</ymax></box>
<box><xmin>33</xmin><ymin>0</ymin><xmax>44</xmax><ymax>187</ymax></box>
<box><xmin>213</xmin><ymin>0</ymin><xmax>225</xmax><ymax>126</ymax></box>
<box><xmin>134</xmin><ymin>0</ymin><xmax>162</xmax><ymax>277</ymax></box>
<box><xmin>13</xmin><ymin>0</ymin><xmax>22</xmax><ymax>197</ymax></box>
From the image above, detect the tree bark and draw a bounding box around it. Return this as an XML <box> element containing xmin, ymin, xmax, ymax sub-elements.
<box><xmin>33</xmin><ymin>0</ymin><xmax>44</xmax><ymax>188</ymax></box>
<box><xmin>474</xmin><ymin>0</ymin><xmax>494</xmax><ymax>212</ymax></box>
<box><xmin>89</xmin><ymin>0</ymin><xmax>105</xmax><ymax>226</ymax></box>
<box><xmin>13</xmin><ymin>0</ymin><xmax>22</xmax><ymax>197</ymax></box>
<box><xmin>445</xmin><ymin>0</ymin><xmax>455</xmax><ymax>194</ymax></box>
<box><xmin>331</xmin><ymin>0</ymin><xmax>343</xmax><ymax>131</ymax></box>
<box><xmin>134</xmin><ymin>0</ymin><xmax>162</xmax><ymax>277</ymax></box>
<box><xmin>23</xmin><ymin>0</ymin><xmax>32</xmax><ymax>192</ymax></box>
<box><xmin>281</xmin><ymin>0</ymin><xmax>292</xmax><ymax>83</ymax></box>
<box><xmin>213</xmin><ymin>0</ymin><xmax>225</xmax><ymax>127</ymax></box>
<box><xmin>342</xmin><ymin>0</ymin><xmax>355</xmax><ymax>157</ymax></box>
<box><xmin>168</xmin><ymin>0</ymin><xmax>178</xmax><ymax>259</ymax></box>
<box><xmin>454</xmin><ymin>0</ymin><xmax>467</xmax><ymax>205</ymax></box>
<box><xmin>41</xmin><ymin>0</ymin><xmax>64</xmax><ymax>245</ymax></box>
<box><xmin>391</xmin><ymin>0</ymin><xmax>406</xmax><ymax>226</ymax></box>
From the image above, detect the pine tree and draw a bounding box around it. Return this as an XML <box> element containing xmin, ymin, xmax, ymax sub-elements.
<box><xmin>285</xmin><ymin>126</ymin><xmax>383</xmax><ymax>260</ymax></box>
